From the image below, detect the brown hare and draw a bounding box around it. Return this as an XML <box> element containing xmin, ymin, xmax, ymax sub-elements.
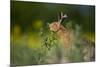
<box><xmin>49</xmin><ymin>12</ymin><xmax>74</xmax><ymax>48</ymax></box>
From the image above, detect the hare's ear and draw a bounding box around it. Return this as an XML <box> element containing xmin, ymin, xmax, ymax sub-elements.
<box><xmin>61</xmin><ymin>12</ymin><xmax>67</xmax><ymax>19</ymax></box>
<box><xmin>61</xmin><ymin>12</ymin><xmax>63</xmax><ymax>18</ymax></box>
<box><xmin>58</xmin><ymin>12</ymin><xmax>67</xmax><ymax>24</ymax></box>
<box><xmin>57</xmin><ymin>12</ymin><xmax>62</xmax><ymax>24</ymax></box>
<box><xmin>57</xmin><ymin>12</ymin><xmax>62</xmax><ymax>22</ymax></box>
<box><xmin>59</xmin><ymin>12</ymin><xmax>63</xmax><ymax>20</ymax></box>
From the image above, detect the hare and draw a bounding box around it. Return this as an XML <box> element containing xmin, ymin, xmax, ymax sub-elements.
<box><xmin>49</xmin><ymin>12</ymin><xmax>74</xmax><ymax>48</ymax></box>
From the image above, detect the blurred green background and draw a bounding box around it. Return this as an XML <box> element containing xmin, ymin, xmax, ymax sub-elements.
<box><xmin>11</xmin><ymin>1</ymin><xmax>95</xmax><ymax>66</ymax></box>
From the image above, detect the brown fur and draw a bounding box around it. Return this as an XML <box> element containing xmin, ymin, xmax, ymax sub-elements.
<box><xmin>49</xmin><ymin>22</ymin><xmax>74</xmax><ymax>48</ymax></box>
